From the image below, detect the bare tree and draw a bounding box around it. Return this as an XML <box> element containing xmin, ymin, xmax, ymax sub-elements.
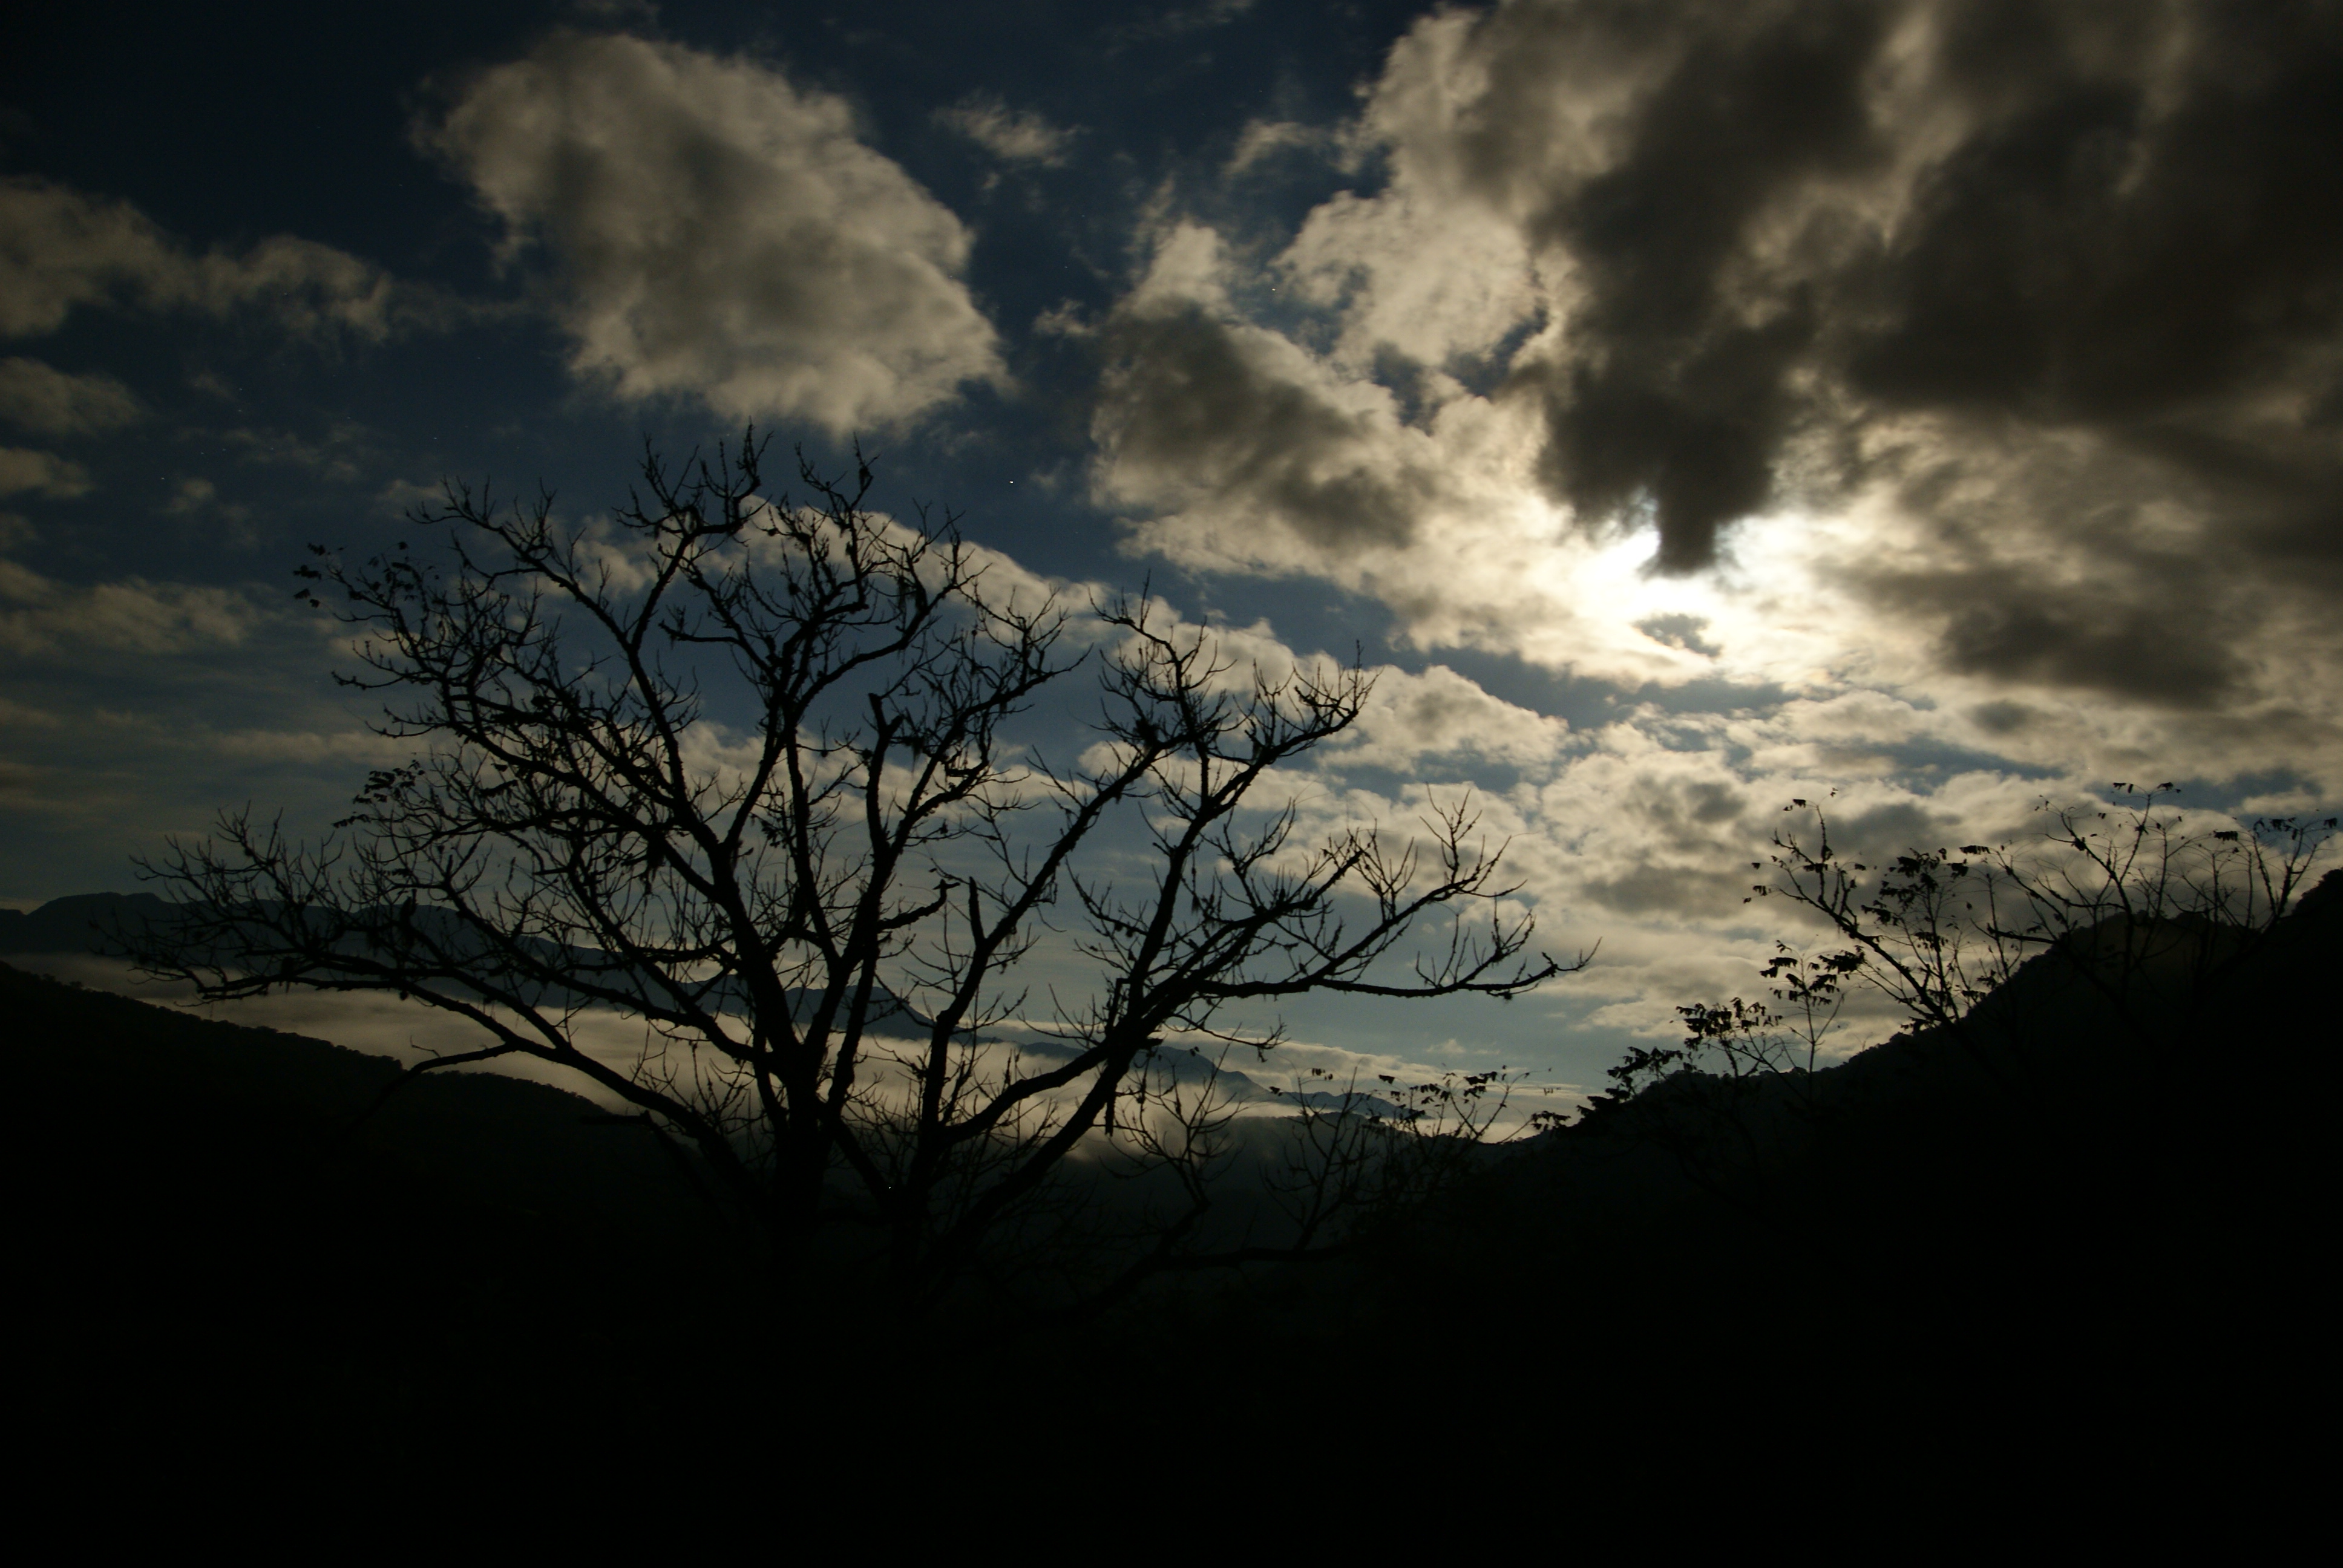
<box><xmin>133</xmin><ymin>437</ymin><xmax>1568</xmax><ymax>1309</ymax></box>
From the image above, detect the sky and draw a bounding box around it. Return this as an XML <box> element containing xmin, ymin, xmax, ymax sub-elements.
<box><xmin>4</xmin><ymin>0</ymin><xmax>2339</xmax><ymax>1096</ymax></box>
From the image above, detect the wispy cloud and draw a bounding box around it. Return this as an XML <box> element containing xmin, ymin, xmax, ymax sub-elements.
<box><xmin>1106</xmin><ymin>0</ymin><xmax>1258</xmax><ymax>47</ymax></box>
<box><xmin>0</xmin><ymin>358</ymin><xmax>143</xmax><ymax>436</ymax></box>
<box><xmin>0</xmin><ymin>448</ymin><xmax>92</xmax><ymax>499</ymax></box>
<box><xmin>0</xmin><ymin>557</ymin><xmax>259</xmax><ymax>655</ymax></box>
<box><xmin>0</xmin><ymin>177</ymin><xmax>439</xmax><ymax>344</ymax></box>
<box><xmin>937</xmin><ymin>96</ymin><xmax>1078</xmax><ymax>168</ymax></box>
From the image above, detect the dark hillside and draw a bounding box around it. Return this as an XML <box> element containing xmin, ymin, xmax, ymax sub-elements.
<box><xmin>9</xmin><ymin>873</ymin><xmax>2332</xmax><ymax>1447</ymax></box>
<box><xmin>2</xmin><ymin>962</ymin><xmax>741</xmax><ymax>1445</ymax></box>
<box><xmin>0</xmin><ymin>890</ymin><xmax>178</xmax><ymax>953</ymax></box>
<box><xmin>2</xmin><ymin>888</ymin><xmax>928</xmax><ymax>1024</ymax></box>
<box><xmin>1277</xmin><ymin>871</ymin><xmax>2343</xmax><ymax>1431</ymax></box>
<box><xmin>0</xmin><ymin>956</ymin><xmax>1326</xmax><ymax>1444</ymax></box>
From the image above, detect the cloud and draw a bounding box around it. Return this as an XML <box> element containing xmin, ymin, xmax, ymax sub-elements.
<box><xmin>1322</xmin><ymin>0</ymin><xmax>2343</xmax><ymax>577</ymax></box>
<box><xmin>1280</xmin><ymin>182</ymin><xmax>1538</xmax><ymax>372</ymax></box>
<box><xmin>1083</xmin><ymin>227</ymin><xmax>1757</xmax><ymax>688</ymax></box>
<box><xmin>1107</xmin><ymin>1</ymin><xmax>1259</xmax><ymax>46</ymax></box>
<box><xmin>937</xmin><ymin>96</ymin><xmax>1077</xmax><ymax>168</ymax></box>
<box><xmin>1080</xmin><ymin>0</ymin><xmax>2343</xmax><ymax>785</ymax></box>
<box><xmin>0</xmin><ymin>358</ymin><xmax>142</xmax><ymax>436</ymax></box>
<box><xmin>0</xmin><ymin>178</ymin><xmax>418</xmax><ymax>342</ymax></box>
<box><xmin>0</xmin><ymin>698</ymin><xmax>64</xmax><ymax>755</ymax></box>
<box><xmin>1088</xmin><ymin>224</ymin><xmax>1457</xmax><ymax>561</ymax></box>
<box><xmin>0</xmin><ymin>557</ymin><xmax>259</xmax><ymax>655</ymax></box>
<box><xmin>0</xmin><ymin>954</ymin><xmax>662</xmax><ymax>1110</ymax></box>
<box><xmin>1500</xmin><ymin>724</ymin><xmax>1769</xmax><ymax>921</ymax></box>
<box><xmin>0</xmin><ymin>448</ymin><xmax>92</xmax><ymax>498</ymax></box>
<box><xmin>203</xmin><ymin>726</ymin><xmax>413</xmax><ymax>766</ymax></box>
<box><xmin>1865</xmin><ymin>563</ymin><xmax>2245</xmax><ymax>710</ymax></box>
<box><xmin>1332</xmin><ymin>664</ymin><xmax>1571</xmax><ymax>776</ymax></box>
<box><xmin>1223</xmin><ymin>120</ymin><xmax>1343</xmax><ymax>179</ymax></box>
<box><xmin>1495</xmin><ymin>0</ymin><xmax>1889</xmax><ymax>573</ymax></box>
<box><xmin>424</xmin><ymin>31</ymin><xmax>1005</xmax><ymax>434</ymax></box>
<box><xmin>223</xmin><ymin>422</ymin><xmax>379</xmax><ymax>482</ymax></box>
<box><xmin>163</xmin><ymin>478</ymin><xmax>216</xmax><ymax>515</ymax></box>
<box><xmin>159</xmin><ymin>476</ymin><xmax>251</xmax><ymax>528</ymax></box>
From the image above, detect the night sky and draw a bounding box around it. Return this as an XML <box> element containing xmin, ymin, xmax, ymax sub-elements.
<box><xmin>5</xmin><ymin>0</ymin><xmax>2339</xmax><ymax>1093</ymax></box>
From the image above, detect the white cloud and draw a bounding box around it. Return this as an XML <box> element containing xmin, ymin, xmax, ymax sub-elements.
<box><xmin>0</xmin><ymin>954</ymin><xmax>659</xmax><ymax>1111</ymax></box>
<box><xmin>15</xmin><ymin>953</ymin><xmax>1567</xmax><ymax>1135</ymax></box>
<box><xmin>0</xmin><ymin>177</ymin><xmax>416</xmax><ymax>342</ymax></box>
<box><xmin>0</xmin><ymin>358</ymin><xmax>143</xmax><ymax>436</ymax></box>
<box><xmin>425</xmin><ymin>32</ymin><xmax>1005</xmax><ymax>434</ymax></box>
<box><xmin>1332</xmin><ymin>664</ymin><xmax>1571</xmax><ymax>776</ymax></box>
<box><xmin>1279</xmin><ymin>184</ymin><xmax>1539</xmax><ymax>371</ymax></box>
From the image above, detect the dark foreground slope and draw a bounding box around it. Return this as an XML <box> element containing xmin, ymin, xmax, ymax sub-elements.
<box><xmin>7</xmin><ymin>874</ymin><xmax>2333</xmax><ymax>1453</ymax></box>
<box><xmin>1</xmin><ymin>962</ymin><xmax>743</xmax><ymax>1445</ymax></box>
<box><xmin>1270</xmin><ymin>872</ymin><xmax>2343</xmax><ymax>1433</ymax></box>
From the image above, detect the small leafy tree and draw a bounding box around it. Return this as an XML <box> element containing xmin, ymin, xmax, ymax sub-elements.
<box><xmin>131</xmin><ymin>437</ymin><xmax>1569</xmax><ymax>1310</ymax></box>
<box><xmin>1601</xmin><ymin>946</ymin><xmax>1864</xmax><ymax>1105</ymax></box>
<box><xmin>1586</xmin><ymin>784</ymin><xmax>2332</xmax><ymax>1215</ymax></box>
<box><xmin>1744</xmin><ymin>784</ymin><xmax>2336</xmax><ymax>1066</ymax></box>
<box><xmin>1575</xmin><ymin>944</ymin><xmax>1861</xmax><ymax>1206</ymax></box>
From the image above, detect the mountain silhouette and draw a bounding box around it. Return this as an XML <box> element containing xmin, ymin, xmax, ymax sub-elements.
<box><xmin>1</xmin><ymin>889</ymin><xmax>929</xmax><ymax>1027</ymax></box>
<box><xmin>1211</xmin><ymin>869</ymin><xmax>2343</xmax><ymax>1451</ymax></box>
<box><xmin>0</xmin><ymin>890</ymin><xmax>178</xmax><ymax>952</ymax></box>
<box><xmin>1</xmin><ymin>955</ymin><xmax>741</xmax><ymax>1451</ymax></box>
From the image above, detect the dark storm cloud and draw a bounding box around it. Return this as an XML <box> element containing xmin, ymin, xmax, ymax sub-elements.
<box><xmin>1096</xmin><ymin>299</ymin><xmax>1428</xmax><ymax>549</ymax></box>
<box><xmin>1826</xmin><ymin>1</ymin><xmax>2343</xmax><ymax>691</ymax></box>
<box><xmin>1967</xmin><ymin>701</ymin><xmax>2037</xmax><ymax>737</ymax></box>
<box><xmin>1581</xmin><ymin>860</ymin><xmax>1750</xmax><ymax>918</ymax></box>
<box><xmin>1455</xmin><ymin>0</ymin><xmax>2343</xmax><ymax>604</ymax></box>
<box><xmin>1832</xmin><ymin>800</ymin><xmax>1948</xmax><ymax>861</ymax></box>
<box><xmin>1840</xmin><ymin>436</ymin><xmax>2281</xmax><ymax>708</ymax></box>
<box><xmin>1867</xmin><ymin>566</ymin><xmax>2246</xmax><ymax>708</ymax></box>
<box><xmin>1846</xmin><ymin>4</ymin><xmax>2343</xmax><ymax>436</ymax></box>
<box><xmin>1578</xmin><ymin>773</ymin><xmax>1752</xmax><ymax>916</ymax></box>
<box><xmin>1512</xmin><ymin>0</ymin><xmax>1887</xmax><ymax>573</ymax></box>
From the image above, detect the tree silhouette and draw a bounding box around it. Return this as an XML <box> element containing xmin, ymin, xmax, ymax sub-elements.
<box><xmin>1579</xmin><ymin>786</ymin><xmax>2338</xmax><ymax>1207</ymax></box>
<box><xmin>131</xmin><ymin>436</ymin><xmax>1568</xmax><ymax>1309</ymax></box>
<box><xmin>1746</xmin><ymin>785</ymin><xmax>2337</xmax><ymax>1070</ymax></box>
